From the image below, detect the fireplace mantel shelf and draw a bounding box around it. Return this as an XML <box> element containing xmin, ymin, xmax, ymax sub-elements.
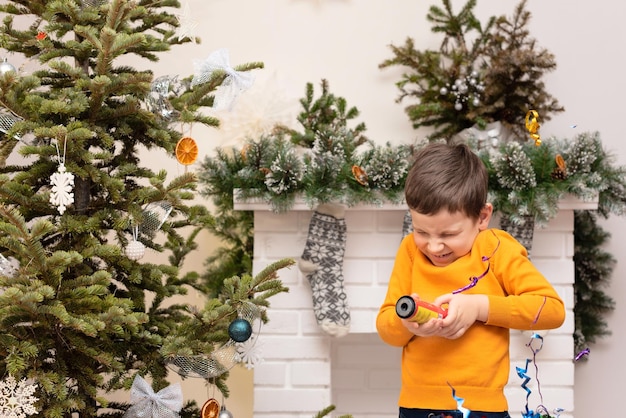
<box><xmin>234</xmin><ymin>192</ymin><xmax>598</xmax><ymax>212</ymax></box>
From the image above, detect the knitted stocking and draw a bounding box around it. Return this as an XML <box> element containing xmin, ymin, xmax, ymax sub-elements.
<box><xmin>402</xmin><ymin>209</ymin><xmax>413</xmax><ymax>238</ymax></box>
<box><xmin>299</xmin><ymin>204</ymin><xmax>350</xmax><ymax>337</ymax></box>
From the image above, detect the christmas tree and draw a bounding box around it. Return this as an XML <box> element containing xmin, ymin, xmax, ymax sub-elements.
<box><xmin>0</xmin><ymin>0</ymin><xmax>290</xmax><ymax>416</ymax></box>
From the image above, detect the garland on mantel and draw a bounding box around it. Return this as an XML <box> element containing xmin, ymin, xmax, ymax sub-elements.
<box><xmin>199</xmin><ymin>79</ymin><xmax>413</xmax><ymax>214</ymax></box>
<box><xmin>198</xmin><ymin>78</ymin><xmax>626</xmax><ymax>357</ymax></box>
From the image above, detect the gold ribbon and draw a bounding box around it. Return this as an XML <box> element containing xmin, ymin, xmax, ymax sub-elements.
<box><xmin>525</xmin><ymin>110</ymin><xmax>541</xmax><ymax>146</ymax></box>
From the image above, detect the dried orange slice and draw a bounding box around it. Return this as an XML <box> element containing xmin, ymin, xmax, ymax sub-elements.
<box><xmin>201</xmin><ymin>398</ymin><xmax>220</xmax><ymax>418</ymax></box>
<box><xmin>352</xmin><ymin>165</ymin><xmax>368</xmax><ymax>186</ymax></box>
<box><xmin>175</xmin><ymin>136</ymin><xmax>198</xmax><ymax>165</ymax></box>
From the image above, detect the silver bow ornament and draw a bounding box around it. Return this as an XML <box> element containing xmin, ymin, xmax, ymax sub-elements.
<box><xmin>191</xmin><ymin>48</ymin><xmax>255</xmax><ymax>110</ymax></box>
<box><xmin>124</xmin><ymin>375</ymin><xmax>183</xmax><ymax>418</ymax></box>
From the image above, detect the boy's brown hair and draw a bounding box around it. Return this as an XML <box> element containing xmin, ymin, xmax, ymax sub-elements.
<box><xmin>404</xmin><ymin>142</ymin><xmax>488</xmax><ymax>219</ymax></box>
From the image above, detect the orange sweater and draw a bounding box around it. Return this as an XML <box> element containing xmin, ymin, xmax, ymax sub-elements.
<box><xmin>376</xmin><ymin>229</ymin><xmax>565</xmax><ymax>412</ymax></box>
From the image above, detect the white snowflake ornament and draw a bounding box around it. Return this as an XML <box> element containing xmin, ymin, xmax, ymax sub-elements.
<box><xmin>0</xmin><ymin>375</ymin><xmax>38</xmax><ymax>418</ymax></box>
<box><xmin>49</xmin><ymin>163</ymin><xmax>74</xmax><ymax>215</ymax></box>
<box><xmin>234</xmin><ymin>331</ymin><xmax>263</xmax><ymax>369</ymax></box>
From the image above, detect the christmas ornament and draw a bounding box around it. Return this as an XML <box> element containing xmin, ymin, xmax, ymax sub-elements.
<box><xmin>124</xmin><ymin>375</ymin><xmax>182</xmax><ymax>418</ymax></box>
<box><xmin>215</xmin><ymin>71</ymin><xmax>298</xmax><ymax>148</ymax></box>
<box><xmin>440</xmin><ymin>71</ymin><xmax>484</xmax><ymax>112</ymax></box>
<box><xmin>234</xmin><ymin>327</ymin><xmax>263</xmax><ymax>369</ymax></box>
<box><xmin>175</xmin><ymin>0</ymin><xmax>199</xmax><ymax>42</ymax></box>
<box><xmin>0</xmin><ymin>375</ymin><xmax>38</xmax><ymax>418</ymax></box>
<box><xmin>0</xmin><ymin>58</ymin><xmax>16</xmax><ymax>74</ymax></box>
<box><xmin>299</xmin><ymin>203</ymin><xmax>351</xmax><ymax>337</ymax></box>
<box><xmin>49</xmin><ymin>138</ymin><xmax>74</xmax><ymax>215</ymax></box>
<box><xmin>166</xmin><ymin>302</ymin><xmax>263</xmax><ymax>378</ymax></box>
<box><xmin>0</xmin><ymin>253</ymin><xmax>17</xmax><ymax>277</ymax></box>
<box><xmin>228</xmin><ymin>318</ymin><xmax>252</xmax><ymax>343</ymax></box>
<box><xmin>351</xmin><ymin>165</ymin><xmax>368</xmax><ymax>186</ymax></box>
<box><xmin>140</xmin><ymin>201</ymin><xmax>173</xmax><ymax>238</ymax></box>
<box><xmin>147</xmin><ymin>75</ymin><xmax>182</xmax><ymax>121</ymax></box>
<box><xmin>525</xmin><ymin>110</ymin><xmax>541</xmax><ymax>146</ymax></box>
<box><xmin>125</xmin><ymin>237</ymin><xmax>146</xmax><ymax>260</ymax></box>
<box><xmin>550</xmin><ymin>154</ymin><xmax>567</xmax><ymax>180</ymax></box>
<box><xmin>200</xmin><ymin>398</ymin><xmax>220</xmax><ymax>418</ymax></box>
<box><xmin>175</xmin><ymin>136</ymin><xmax>198</xmax><ymax>165</ymax></box>
<box><xmin>218</xmin><ymin>405</ymin><xmax>234</xmax><ymax>418</ymax></box>
<box><xmin>192</xmin><ymin>48</ymin><xmax>255</xmax><ymax>110</ymax></box>
<box><xmin>36</xmin><ymin>31</ymin><xmax>47</xmax><ymax>41</ymax></box>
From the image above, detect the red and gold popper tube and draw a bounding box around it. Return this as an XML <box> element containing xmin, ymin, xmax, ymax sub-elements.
<box><xmin>395</xmin><ymin>295</ymin><xmax>448</xmax><ymax>324</ymax></box>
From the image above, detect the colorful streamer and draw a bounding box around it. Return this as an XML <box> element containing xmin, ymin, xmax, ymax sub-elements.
<box><xmin>525</xmin><ymin>110</ymin><xmax>542</xmax><ymax>146</ymax></box>
<box><xmin>452</xmin><ymin>230</ymin><xmax>501</xmax><ymax>294</ymax></box>
<box><xmin>574</xmin><ymin>347</ymin><xmax>590</xmax><ymax>361</ymax></box>
<box><xmin>447</xmin><ymin>382</ymin><xmax>470</xmax><ymax>418</ymax></box>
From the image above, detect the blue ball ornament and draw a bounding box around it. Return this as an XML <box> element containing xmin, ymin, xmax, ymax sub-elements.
<box><xmin>228</xmin><ymin>318</ymin><xmax>252</xmax><ymax>342</ymax></box>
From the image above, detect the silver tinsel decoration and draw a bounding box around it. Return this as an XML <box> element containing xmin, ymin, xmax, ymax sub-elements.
<box><xmin>139</xmin><ymin>201</ymin><xmax>173</xmax><ymax>238</ymax></box>
<box><xmin>81</xmin><ymin>0</ymin><xmax>108</xmax><ymax>8</ymax></box>
<box><xmin>0</xmin><ymin>112</ymin><xmax>23</xmax><ymax>141</ymax></box>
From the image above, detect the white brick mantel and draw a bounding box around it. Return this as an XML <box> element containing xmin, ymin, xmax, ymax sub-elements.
<box><xmin>235</xmin><ymin>196</ymin><xmax>596</xmax><ymax>418</ymax></box>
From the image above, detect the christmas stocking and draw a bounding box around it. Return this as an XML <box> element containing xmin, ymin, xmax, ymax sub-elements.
<box><xmin>402</xmin><ymin>209</ymin><xmax>413</xmax><ymax>238</ymax></box>
<box><xmin>299</xmin><ymin>203</ymin><xmax>350</xmax><ymax>337</ymax></box>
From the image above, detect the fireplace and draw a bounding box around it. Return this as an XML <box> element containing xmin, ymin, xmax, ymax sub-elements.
<box><xmin>235</xmin><ymin>197</ymin><xmax>592</xmax><ymax>418</ymax></box>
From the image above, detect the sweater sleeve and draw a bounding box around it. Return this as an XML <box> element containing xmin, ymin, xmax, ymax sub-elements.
<box><xmin>376</xmin><ymin>235</ymin><xmax>416</xmax><ymax>347</ymax></box>
<box><xmin>485</xmin><ymin>230</ymin><xmax>566</xmax><ymax>330</ymax></box>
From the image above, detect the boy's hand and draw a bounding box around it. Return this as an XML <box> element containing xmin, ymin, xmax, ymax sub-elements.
<box><xmin>401</xmin><ymin>315</ymin><xmax>444</xmax><ymax>337</ymax></box>
<box><xmin>434</xmin><ymin>293</ymin><xmax>489</xmax><ymax>339</ymax></box>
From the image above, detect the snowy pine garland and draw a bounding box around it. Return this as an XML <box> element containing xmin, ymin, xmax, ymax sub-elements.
<box><xmin>493</xmin><ymin>141</ymin><xmax>537</xmax><ymax>191</ymax></box>
<box><xmin>201</xmin><ymin>80</ymin><xmax>413</xmax><ymax>213</ymax></box>
<box><xmin>475</xmin><ymin>131</ymin><xmax>626</xmax><ymax>226</ymax></box>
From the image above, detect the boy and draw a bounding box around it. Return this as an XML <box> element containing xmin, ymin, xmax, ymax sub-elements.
<box><xmin>376</xmin><ymin>142</ymin><xmax>565</xmax><ymax>418</ymax></box>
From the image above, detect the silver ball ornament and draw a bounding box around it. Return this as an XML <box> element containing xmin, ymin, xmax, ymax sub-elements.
<box><xmin>125</xmin><ymin>240</ymin><xmax>145</xmax><ymax>260</ymax></box>
<box><xmin>439</xmin><ymin>86</ymin><xmax>448</xmax><ymax>95</ymax></box>
<box><xmin>219</xmin><ymin>405</ymin><xmax>234</xmax><ymax>418</ymax></box>
<box><xmin>454</xmin><ymin>102</ymin><xmax>463</xmax><ymax>111</ymax></box>
<box><xmin>0</xmin><ymin>58</ymin><xmax>16</xmax><ymax>74</ymax></box>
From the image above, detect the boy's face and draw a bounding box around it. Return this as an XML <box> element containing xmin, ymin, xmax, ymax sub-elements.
<box><xmin>410</xmin><ymin>204</ymin><xmax>492</xmax><ymax>267</ymax></box>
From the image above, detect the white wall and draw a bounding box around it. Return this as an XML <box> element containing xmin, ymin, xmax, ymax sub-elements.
<box><xmin>141</xmin><ymin>1</ymin><xmax>622</xmax><ymax>416</ymax></box>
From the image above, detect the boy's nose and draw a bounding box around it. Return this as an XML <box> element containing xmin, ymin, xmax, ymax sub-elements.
<box><xmin>427</xmin><ymin>239</ymin><xmax>444</xmax><ymax>253</ymax></box>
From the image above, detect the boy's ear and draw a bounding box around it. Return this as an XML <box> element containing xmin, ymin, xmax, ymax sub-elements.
<box><xmin>478</xmin><ymin>203</ymin><xmax>493</xmax><ymax>230</ymax></box>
